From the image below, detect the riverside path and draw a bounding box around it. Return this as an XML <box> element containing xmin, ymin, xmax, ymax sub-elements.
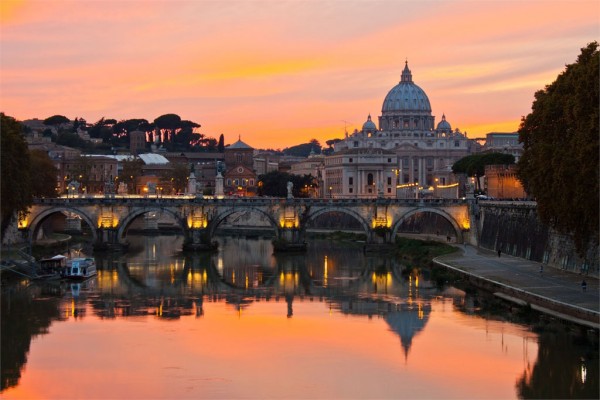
<box><xmin>434</xmin><ymin>245</ymin><xmax>599</xmax><ymax>329</ymax></box>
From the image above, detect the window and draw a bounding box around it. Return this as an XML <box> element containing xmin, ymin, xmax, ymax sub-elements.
<box><xmin>234</xmin><ymin>179</ymin><xmax>239</xmax><ymax>186</ymax></box>
<box><xmin>349</xmin><ymin>188</ymin><xmax>353</xmax><ymax>193</ymax></box>
<box><xmin>353</xmin><ymin>141</ymin><xmax>359</xmax><ymax>148</ymax></box>
<box><xmin>227</xmin><ymin>179</ymin><xmax>232</xmax><ymax>185</ymax></box>
<box><xmin>387</xmin><ymin>177</ymin><xmax>392</xmax><ymax>185</ymax></box>
<box><xmin>249</xmin><ymin>179</ymin><xmax>254</xmax><ymax>186</ymax></box>
<box><xmin>387</xmin><ymin>188</ymin><xmax>391</xmax><ymax>193</ymax></box>
<box><xmin>349</xmin><ymin>158</ymin><xmax>353</xmax><ymax>163</ymax></box>
<box><xmin>349</xmin><ymin>177</ymin><xmax>353</xmax><ymax>185</ymax></box>
<box><xmin>454</xmin><ymin>140</ymin><xmax>460</xmax><ymax>147</ymax></box>
<box><xmin>367</xmin><ymin>173</ymin><xmax>374</xmax><ymax>186</ymax></box>
<box><xmin>388</xmin><ymin>158</ymin><xmax>392</xmax><ymax>163</ymax></box>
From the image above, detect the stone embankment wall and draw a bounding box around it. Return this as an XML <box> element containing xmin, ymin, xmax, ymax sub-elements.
<box><xmin>475</xmin><ymin>202</ymin><xmax>598</xmax><ymax>277</ymax></box>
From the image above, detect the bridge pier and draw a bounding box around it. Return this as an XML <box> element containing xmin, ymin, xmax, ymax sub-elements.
<box><xmin>183</xmin><ymin>228</ymin><xmax>218</xmax><ymax>252</ymax></box>
<box><xmin>94</xmin><ymin>227</ymin><xmax>128</xmax><ymax>251</ymax></box>
<box><xmin>273</xmin><ymin>227</ymin><xmax>307</xmax><ymax>252</ymax></box>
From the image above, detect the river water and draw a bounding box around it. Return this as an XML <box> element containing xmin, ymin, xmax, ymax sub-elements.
<box><xmin>1</xmin><ymin>235</ymin><xmax>597</xmax><ymax>399</ymax></box>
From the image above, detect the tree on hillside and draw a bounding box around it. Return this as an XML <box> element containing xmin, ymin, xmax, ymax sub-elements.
<box><xmin>517</xmin><ymin>41</ymin><xmax>599</xmax><ymax>255</ymax></box>
<box><xmin>1</xmin><ymin>114</ymin><xmax>32</xmax><ymax>235</ymax></box>
<box><xmin>43</xmin><ymin>115</ymin><xmax>70</xmax><ymax>127</ymax></box>
<box><xmin>88</xmin><ymin>118</ymin><xmax>115</xmax><ymax>143</ymax></box>
<box><xmin>283</xmin><ymin>139</ymin><xmax>322</xmax><ymax>157</ymax></box>
<box><xmin>29</xmin><ymin>150</ymin><xmax>58</xmax><ymax>198</ymax></box>
<box><xmin>452</xmin><ymin>153</ymin><xmax>515</xmax><ymax>192</ymax></box>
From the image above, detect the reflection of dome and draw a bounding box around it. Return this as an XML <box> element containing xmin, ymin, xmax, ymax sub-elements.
<box><xmin>382</xmin><ymin>62</ymin><xmax>432</xmax><ymax>113</ymax></box>
<box><xmin>362</xmin><ymin>114</ymin><xmax>377</xmax><ymax>132</ymax></box>
<box><xmin>384</xmin><ymin>303</ymin><xmax>431</xmax><ymax>361</ymax></box>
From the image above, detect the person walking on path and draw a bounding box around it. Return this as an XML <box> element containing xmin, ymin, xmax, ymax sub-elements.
<box><xmin>539</xmin><ymin>264</ymin><xmax>544</xmax><ymax>275</ymax></box>
<box><xmin>582</xmin><ymin>280</ymin><xmax>587</xmax><ymax>291</ymax></box>
<box><xmin>497</xmin><ymin>249</ymin><xmax>501</xmax><ymax>257</ymax></box>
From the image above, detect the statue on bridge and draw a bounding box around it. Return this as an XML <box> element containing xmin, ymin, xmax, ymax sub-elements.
<box><xmin>287</xmin><ymin>181</ymin><xmax>294</xmax><ymax>199</ymax></box>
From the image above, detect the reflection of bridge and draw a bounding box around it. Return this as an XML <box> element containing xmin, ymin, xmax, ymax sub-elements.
<box><xmin>20</xmin><ymin>197</ymin><xmax>473</xmax><ymax>251</ymax></box>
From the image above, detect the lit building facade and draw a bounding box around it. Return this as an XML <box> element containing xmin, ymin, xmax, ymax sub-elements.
<box><xmin>325</xmin><ymin>62</ymin><xmax>479</xmax><ymax>198</ymax></box>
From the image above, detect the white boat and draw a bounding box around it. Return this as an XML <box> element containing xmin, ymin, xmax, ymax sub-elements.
<box><xmin>64</xmin><ymin>257</ymin><xmax>97</xmax><ymax>280</ymax></box>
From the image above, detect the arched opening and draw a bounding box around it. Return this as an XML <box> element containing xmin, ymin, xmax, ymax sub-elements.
<box><xmin>367</xmin><ymin>173</ymin><xmax>374</xmax><ymax>186</ymax></box>
<box><xmin>211</xmin><ymin>208</ymin><xmax>280</xmax><ymax>238</ymax></box>
<box><xmin>304</xmin><ymin>208</ymin><xmax>369</xmax><ymax>238</ymax></box>
<box><xmin>392</xmin><ymin>209</ymin><xmax>462</xmax><ymax>242</ymax></box>
<box><xmin>117</xmin><ymin>208</ymin><xmax>186</xmax><ymax>242</ymax></box>
<box><xmin>28</xmin><ymin>208</ymin><xmax>97</xmax><ymax>250</ymax></box>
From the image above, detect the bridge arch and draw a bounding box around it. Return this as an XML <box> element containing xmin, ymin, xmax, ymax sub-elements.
<box><xmin>391</xmin><ymin>207</ymin><xmax>464</xmax><ymax>242</ymax></box>
<box><xmin>209</xmin><ymin>207</ymin><xmax>280</xmax><ymax>236</ymax></box>
<box><xmin>117</xmin><ymin>207</ymin><xmax>187</xmax><ymax>241</ymax></box>
<box><xmin>303</xmin><ymin>206</ymin><xmax>371</xmax><ymax>234</ymax></box>
<box><xmin>28</xmin><ymin>206</ymin><xmax>98</xmax><ymax>242</ymax></box>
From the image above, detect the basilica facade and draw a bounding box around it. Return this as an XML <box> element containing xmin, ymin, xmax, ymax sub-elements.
<box><xmin>324</xmin><ymin>62</ymin><xmax>479</xmax><ymax>198</ymax></box>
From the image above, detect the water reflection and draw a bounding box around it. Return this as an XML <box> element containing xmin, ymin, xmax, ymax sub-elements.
<box><xmin>1</xmin><ymin>235</ymin><xmax>597</xmax><ymax>399</ymax></box>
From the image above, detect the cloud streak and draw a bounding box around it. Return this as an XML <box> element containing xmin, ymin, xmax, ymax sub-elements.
<box><xmin>1</xmin><ymin>0</ymin><xmax>598</xmax><ymax>148</ymax></box>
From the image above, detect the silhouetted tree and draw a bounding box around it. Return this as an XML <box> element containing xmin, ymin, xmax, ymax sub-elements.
<box><xmin>29</xmin><ymin>150</ymin><xmax>58</xmax><ymax>198</ymax></box>
<box><xmin>1</xmin><ymin>114</ymin><xmax>31</xmax><ymax>235</ymax></box>
<box><xmin>218</xmin><ymin>134</ymin><xmax>225</xmax><ymax>152</ymax></box>
<box><xmin>517</xmin><ymin>41</ymin><xmax>599</xmax><ymax>254</ymax></box>
<box><xmin>452</xmin><ymin>153</ymin><xmax>515</xmax><ymax>192</ymax></box>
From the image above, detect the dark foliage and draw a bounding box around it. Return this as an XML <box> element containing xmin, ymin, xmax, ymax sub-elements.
<box><xmin>1</xmin><ymin>114</ymin><xmax>32</xmax><ymax>235</ymax></box>
<box><xmin>517</xmin><ymin>42</ymin><xmax>599</xmax><ymax>255</ymax></box>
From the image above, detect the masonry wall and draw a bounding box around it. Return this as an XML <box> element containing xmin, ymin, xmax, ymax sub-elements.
<box><xmin>477</xmin><ymin>202</ymin><xmax>598</xmax><ymax>277</ymax></box>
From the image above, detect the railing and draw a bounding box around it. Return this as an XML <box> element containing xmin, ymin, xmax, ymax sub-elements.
<box><xmin>33</xmin><ymin>196</ymin><xmax>476</xmax><ymax>207</ymax></box>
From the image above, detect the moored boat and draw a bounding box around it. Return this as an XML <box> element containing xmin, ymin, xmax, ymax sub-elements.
<box><xmin>64</xmin><ymin>257</ymin><xmax>97</xmax><ymax>280</ymax></box>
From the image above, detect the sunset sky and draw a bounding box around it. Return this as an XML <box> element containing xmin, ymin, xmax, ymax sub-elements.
<box><xmin>1</xmin><ymin>0</ymin><xmax>598</xmax><ymax>149</ymax></box>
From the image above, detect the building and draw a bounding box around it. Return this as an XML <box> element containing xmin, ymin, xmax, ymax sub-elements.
<box><xmin>129</xmin><ymin>130</ymin><xmax>146</xmax><ymax>155</ymax></box>
<box><xmin>324</xmin><ymin>148</ymin><xmax>397</xmax><ymax>198</ymax></box>
<box><xmin>326</xmin><ymin>62</ymin><xmax>479</xmax><ymax>198</ymax></box>
<box><xmin>223</xmin><ymin>137</ymin><xmax>258</xmax><ymax>196</ymax></box>
<box><xmin>485</xmin><ymin>164</ymin><xmax>527</xmax><ymax>199</ymax></box>
<box><xmin>482</xmin><ymin>132</ymin><xmax>523</xmax><ymax>162</ymax></box>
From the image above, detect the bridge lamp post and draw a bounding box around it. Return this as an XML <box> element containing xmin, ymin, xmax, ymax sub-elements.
<box><xmin>329</xmin><ymin>186</ymin><xmax>332</xmax><ymax>199</ymax></box>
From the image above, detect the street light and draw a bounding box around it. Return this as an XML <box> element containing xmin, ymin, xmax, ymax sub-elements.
<box><xmin>329</xmin><ymin>186</ymin><xmax>333</xmax><ymax>199</ymax></box>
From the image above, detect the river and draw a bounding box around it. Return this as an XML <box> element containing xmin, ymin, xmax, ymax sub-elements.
<box><xmin>1</xmin><ymin>235</ymin><xmax>597</xmax><ymax>399</ymax></box>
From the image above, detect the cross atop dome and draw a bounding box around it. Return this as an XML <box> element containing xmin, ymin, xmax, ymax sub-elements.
<box><xmin>401</xmin><ymin>61</ymin><xmax>412</xmax><ymax>83</ymax></box>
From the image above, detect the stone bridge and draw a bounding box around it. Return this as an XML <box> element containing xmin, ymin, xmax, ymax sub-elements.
<box><xmin>18</xmin><ymin>196</ymin><xmax>473</xmax><ymax>251</ymax></box>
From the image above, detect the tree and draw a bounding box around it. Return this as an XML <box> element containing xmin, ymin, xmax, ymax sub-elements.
<box><xmin>118</xmin><ymin>158</ymin><xmax>144</xmax><ymax>193</ymax></box>
<box><xmin>258</xmin><ymin>171</ymin><xmax>314</xmax><ymax>198</ymax></box>
<box><xmin>1</xmin><ymin>114</ymin><xmax>32</xmax><ymax>235</ymax></box>
<box><xmin>218</xmin><ymin>134</ymin><xmax>225</xmax><ymax>153</ymax></box>
<box><xmin>283</xmin><ymin>140</ymin><xmax>322</xmax><ymax>157</ymax></box>
<box><xmin>43</xmin><ymin>115</ymin><xmax>70</xmax><ymax>127</ymax></box>
<box><xmin>29</xmin><ymin>150</ymin><xmax>58</xmax><ymax>198</ymax></box>
<box><xmin>452</xmin><ymin>153</ymin><xmax>515</xmax><ymax>192</ymax></box>
<box><xmin>517</xmin><ymin>41</ymin><xmax>599</xmax><ymax>255</ymax></box>
<box><xmin>159</xmin><ymin>163</ymin><xmax>189</xmax><ymax>194</ymax></box>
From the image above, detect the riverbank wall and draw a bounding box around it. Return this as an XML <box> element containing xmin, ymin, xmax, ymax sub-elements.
<box><xmin>476</xmin><ymin>202</ymin><xmax>598</xmax><ymax>278</ymax></box>
<box><xmin>434</xmin><ymin>256</ymin><xmax>599</xmax><ymax>330</ymax></box>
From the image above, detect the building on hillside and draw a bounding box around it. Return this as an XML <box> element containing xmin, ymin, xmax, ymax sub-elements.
<box><xmin>485</xmin><ymin>164</ymin><xmax>527</xmax><ymax>199</ymax></box>
<box><xmin>223</xmin><ymin>137</ymin><xmax>257</xmax><ymax>196</ymax></box>
<box><xmin>482</xmin><ymin>132</ymin><xmax>523</xmax><ymax>162</ymax></box>
<box><xmin>129</xmin><ymin>130</ymin><xmax>146</xmax><ymax>155</ymax></box>
<box><xmin>325</xmin><ymin>62</ymin><xmax>480</xmax><ymax>198</ymax></box>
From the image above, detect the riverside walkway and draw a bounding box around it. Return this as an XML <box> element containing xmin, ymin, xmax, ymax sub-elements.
<box><xmin>434</xmin><ymin>245</ymin><xmax>599</xmax><ymax>329</ymax></box>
